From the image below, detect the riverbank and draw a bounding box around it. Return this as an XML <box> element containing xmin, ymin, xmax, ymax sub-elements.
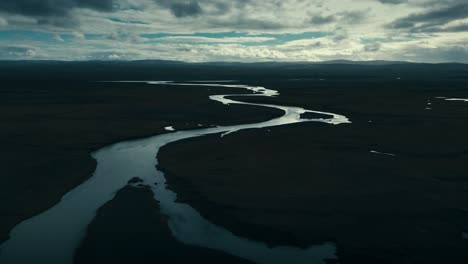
<box><xmin>75</xmin><ymin>185</ymin><xmax>253</xmax><ymax>263</ymax></box>
<box><xmin>0</xmin><ymin>80</ymin><xmax>282</xmax><ymax>243</ymax></box>
<box><xmin>158</xmin><ymin>79</ymin><xmax>468</xmax><ymax>263</ymax></box>
<box><xmin>3</xmin><ymin>62</ymin><xmax>468</xmax><ymax>263</ymax></box>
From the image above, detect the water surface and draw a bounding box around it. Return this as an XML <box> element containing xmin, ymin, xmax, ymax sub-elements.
<box><xmin>0</xmin><ymin>81</ymin><xmax>350</xmax><ymax>264</ymax></box>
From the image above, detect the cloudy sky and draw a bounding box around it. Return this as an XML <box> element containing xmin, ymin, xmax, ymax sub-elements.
<box><xmin>0</xmin><ymin>0</ymin><xmax>467</xmax><ymax>62</ymax></box>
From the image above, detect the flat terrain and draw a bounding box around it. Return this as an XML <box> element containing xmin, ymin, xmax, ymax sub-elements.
<box><xmin>0</xmin><ymin>79</ymin><xmax>281</xmax><ymax>243</ymax></box>
<box><xmin>2</xmin><ymin>61</ymin><xmax>468</xmax><ymax>263</ymax></box>
<box><xmin>158</xmin><ymin>78</ymin><xmax>468</xmax><ymax>263</ymax></box>
<box><xmin>75</xmin><ymin>185</ymin><xmax>252</xmax><ymax>264</ymax></box>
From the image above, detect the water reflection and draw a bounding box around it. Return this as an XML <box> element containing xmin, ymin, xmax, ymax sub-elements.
<box><xmin>0</xmin><ymin>81</ymin><xmax>350</xmax><ymax>264</ymax></box>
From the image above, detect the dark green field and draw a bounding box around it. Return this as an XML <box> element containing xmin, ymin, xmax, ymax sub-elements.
<box><xmin>1</xmin><ymin>61</ymin><xmax>468</xmax><ymax>263</ymax></box>
<box><xmin>0</xmin><ymin>78</ymin><xmax>281</xmax><ymax>243</ymax></box>
<box><xmin>159</xmin><ymin>78</ymin><xmax>468</xmax><ymax>263</ymax></box>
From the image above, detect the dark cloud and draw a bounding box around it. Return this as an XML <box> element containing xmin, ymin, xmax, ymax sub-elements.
<box><xmin>0</xmin><ymin>1</ymin><xmax>68</xmax><ymax>16</ymax></box>
<box><xmin>170</xmin><ymin>1</ymin><xmax>202</xmax><ymax>17</ymax></box>
<box><xmin>154</xmin><ymin>0</ymin><xmax>255</xmax><ymax>18</ymax></box>
<box><xmin>312</xmin><ymin>41</ymin><xmax>322</xmax><ymax>47</ymax></box>
<box><xmin>416</xmin><ymin>23</ymin><xmax>468</xmax><ymax>33</ymax></box>
<box><xmin>37</xmin><ymin>16</ymin><xmax>79</xmax><ymax>27</ymax></box>
<box><xmin>77</xmin><ymin>0</ymin><xmax>115</xmax><ymax>11</ymax></box>
<box><xmin>333</xmin><ymin>28</ymin><xmax>349</xmax><ymax>42</ymax></box>
<box><xmin>0</xmin><ymin>0</ymin><xmax>115</xmax><ymax>16</ymax></box>
<box><xmin>0</xmin><ymin>0</ymin><xmax>115</xmax><ymax>26</ymax></box>
<box><xmin>310</xmin><ymin>15</ymin><xmax>336</xmax><ymax>25</ymax></box>
<box><xmin>309</xmin><ymin>9</ymin><xmax>368</xmax><ymax>26</ymax></box>
<box><xmin>210</xmin><ymin>2</ymin><xmax>231</xmax><ymax>15</ymax></box>
<box><xmin>339</xmin><ymin>10</ymin><xmax>369</xmax><ymax>24</ymax></box>
<box><xmin>443</xmin><ymin>23</ymin><xmax>468</xmax><ymax>32</ymax></box>
<box><xmin>155</xmin><ymin>0</ymin><xmax>203</xmax><ymax>17</ymax></box>
<box><xmin>387</xmin><ymin>2</ymin><xmax>468</xmax><ymax>32</ymax></box>
<box><xmin>212</xmin><ymin>17</ymin><xmax>285</xmax><ymax>30</ymax></box>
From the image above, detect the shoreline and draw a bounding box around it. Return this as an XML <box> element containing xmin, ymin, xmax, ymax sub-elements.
<box><xmin>157</xmin><ymin>83</ymin><xmax>468</xmax><ymax>263</ymax></box>
<box><xmin>0</xmin><ymin>81</ymin><xmax>283</xmax><ymax>244</ymax></box>
<box><xmin>75</xmin><ymin>185</ymin><xmax>254</xmax><ymax>263</ymax></box>
<box><xmin>2</xmin><ymin>63</ymin><xmax>468</xmax><ymax>263</ymax></box>
<box><xmin>1</xmin><ymin>81</ymin><xmax>343</xmax><ymax>264</ymax></box>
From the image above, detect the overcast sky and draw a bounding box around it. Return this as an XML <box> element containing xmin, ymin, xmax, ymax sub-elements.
<box><xmin>0</xmin><ymin>0</ymin><xmax>467</xmax><ymax>62</ymax></box>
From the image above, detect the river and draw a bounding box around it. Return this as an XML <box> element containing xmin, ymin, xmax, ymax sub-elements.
<box><xmin>0</xmin><ymin>81</ymin><xmax>350</xmax><ymax>264</ymax></box>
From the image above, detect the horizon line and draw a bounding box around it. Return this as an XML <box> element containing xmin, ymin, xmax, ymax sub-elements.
<box><xmin>1</xmin><ymin>59</ymin><xmax>467</xmax><ymax>66</ymax></box>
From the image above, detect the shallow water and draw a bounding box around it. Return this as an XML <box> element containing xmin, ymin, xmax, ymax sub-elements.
<box><xmin>370</xmin><ymin>150</ymin><xmax>396</xmax><ymax>157</ymax></box>
<box><xmin>0</xmin><ymin>81</ymin><xmax>350</xmax><ymax>264</ymax></box>
<box><xmin>436</xmin><ymin>97</ymin><xmax>468</xmax><ymax>102</ymax></box>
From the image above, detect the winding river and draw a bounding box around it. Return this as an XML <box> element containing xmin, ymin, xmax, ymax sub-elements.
<box><xmin>0</xmin><ymin>81</ymin><xmax>350</xmax><ymax>264</ymax></box>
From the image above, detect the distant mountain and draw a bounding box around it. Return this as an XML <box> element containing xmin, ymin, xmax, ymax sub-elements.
<box><xmin>314</xmin><ymin>60</ymin><xmax>412</xmax><ymax>65</ymax></box>
<box><xmin>127</xmin><ymin>59</ymin><xmax>189</xmax><ymax>65</ymax></box>
<box><xmin>192</xmin><ymin>60</ymin><xmax>411</xmax><ymax>66</ymax></box>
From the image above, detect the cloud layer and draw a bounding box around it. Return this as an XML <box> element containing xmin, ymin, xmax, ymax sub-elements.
<box><xmin>0</xmin><ymin>0</ymin><xmax>467</xmax><ymax>62</ymax></box>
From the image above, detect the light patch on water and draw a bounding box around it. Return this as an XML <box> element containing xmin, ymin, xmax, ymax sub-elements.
<box><xmin>445</xmin><ymin>98</ymin><xmax>468</xmax><ymax>102</ymax></box>
<box><xmin>370</xmin><ymin>150</ymin><xmax>396</xmax><ymax>157</ymax></box>
<box><xmin>436</xmin><ymin>97</ymin><xmax>468</xmax><ymax>102</ymax></box>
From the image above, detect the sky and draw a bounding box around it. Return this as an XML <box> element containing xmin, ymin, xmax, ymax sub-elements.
<box><xmin>0</xmin><ymin>0</ymin><xmax>467</xmax><ymax>62</ymax></box>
